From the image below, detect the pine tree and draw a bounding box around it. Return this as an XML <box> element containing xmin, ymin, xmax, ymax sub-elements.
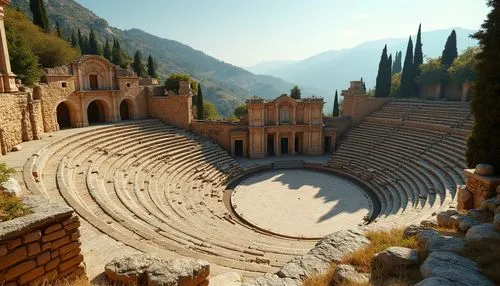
<box><xmin>466</xmin><ymin>0</ymin><xmax>500</xmax><ymax>172</ymax></box>
<box><xmin>30</xmin><ymin>0</ymin><xmax>50</xmax><ymax>33</ymax></box>
<box><xmin>103</xmin><ymin>39</ymin><xmax>112</xmax><ymax>61</ymax></box>
<box><xmin>400</xmin><ymin>36</ymin><xmax>415</xmax><ymax>98</ymax></box>
<box><xmin>442</xmin><ymin>30</ymin><xmax>458</xmax><ymax>68</ymax></box>
<box><xmin>88</xmin><ymin>29</ymin><xmax>101</xmax><ymax>55</ymax></box>
<box><xmin>392</xmin><ymin>51</ymin><xmax>403</xmax><ymax>74</ymax></box>
<box><xmin>55</xmin><ymin>21</ymin><xmax>63</xmax><ymax>38</ymax></box>
<box><xmin>147</xmin><ymin>55</ymin><xmax>158</xmax><ymax>78</ymax></box>
<box><xmin>196</xmin><ymin>83</ymin><xmax>204</xmax><ymax>120</ymax></box>
<box><xmin>375</xmin><ymin>45</ymin><xmax>390</xmax><ymax>97</ymax></box>
<box><xmin>132</xmin><ymin>50</ymin><xmax>146</xmax><ymax>77</ymax></box>
<box><xmin>290</xmin><ymin>85</ymin><xmax>301</xmax><ymax>99</ymax></box>
<box><xmin>414</xmin><ymin>24</ymin><xmax>424</xmax><ymax>77</ymax></box>
<box><xmin>332</xmin><ymin>90</ymin><xmax>339</xmax><ymax>116</ymax></box>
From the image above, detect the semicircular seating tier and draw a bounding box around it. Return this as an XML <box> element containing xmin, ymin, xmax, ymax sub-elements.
<box><xmin>23</xmin><ymin>119</ymin><xmax>317</xmax><ymax>276</ymax></box>
<box><xmin>328</xmin><ymin>99</ymin><xmax>472</xmax><ymax>227</ymax></box>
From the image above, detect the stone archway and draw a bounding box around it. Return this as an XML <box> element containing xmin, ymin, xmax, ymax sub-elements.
<box><xmin>56</xmin><ymin>101</ymin><xmax>72</xmax><ymax>129</ymax></box>
<box><xmin>87</xmin><ymin>100</ymin><xmax>107</xmax><ymax>125</ymax></box>
<box><xmin>119</xmin><ymin>99</ymin><xmax>133</xmax><ymax>121</ymax></box>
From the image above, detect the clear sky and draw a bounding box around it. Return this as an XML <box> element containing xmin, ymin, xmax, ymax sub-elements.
<box><xmin>74</xmin><ymin>0</ymin><xmax>489</xmax><ymax>67</ymax></box>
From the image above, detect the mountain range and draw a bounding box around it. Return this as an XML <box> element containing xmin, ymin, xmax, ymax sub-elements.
<box><xmin>12</xmin><ymin>0</ymin><xmax>478</xmax><ymax>115</ymax></box>
<box><xmin>246</xmin><ymin>28</ymin><xmax>477</xmax><ymax>111</ymax></box>
<box><xmin>12</xmin><ymin>0</ymin><xmax>323</xmax><ymax>116</ymax></box>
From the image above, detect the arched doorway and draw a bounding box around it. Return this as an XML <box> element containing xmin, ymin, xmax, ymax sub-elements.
<box><xmin>120</xmin><ymin>100</ymin><xmax>131</xmax><ymax>121</ymax></box>
<box><xmin>56</xmin><ymin>102</ymin><xmax>71</xmax><ymax>129</ymax></box>
<box><xmin>87</xmin><ymin>100</ymin><xmax>106</xmax><ymax>125</ymax></box>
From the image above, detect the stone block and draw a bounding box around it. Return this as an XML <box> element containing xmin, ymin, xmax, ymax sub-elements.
<box><xmin>4</xmin><ymin>260</ymin><xmax>36</xmax><ymax>281</ymax></box>
<box><xmin>41</xmin><ymin>229</ymin><xmax>66</xmax><ymax>242</ymax></box>
<box><xmin>60</xmin><ymin>249</ymin><xmax>80</xmax><ymax>262</ymax></box>
<box><xmin>474</xmin><ymin>164</ymin><xmax>495</xmax><ymax>176</ymax></box>
<box><xmin>63</xmin><ymin>222</ymin><xmax>80</xmax><ymax>231</ymax></box>
<box><xmin>62</xmin><ymin>216</ymin><xmax>78</xmax><ymax>226</ymax></box>
<box><xmin>37</xmin><ymin>251</ymin><xmax>51</xmax><ymax>266</ymax></box>
<box><xmin>457</xmin><ymin>186</ymin><xmax>474</xmax><ymax>211</ymax></box>
<box><xmin>44</xmin><ymin>223</ymin><xmax>62</xmax><ymax>234</ymax></box>
<box><xmin>27</xmin><ymin>242</ymin><xmax>41</xmax><ymax>256</ymax></box>
<box><xmin>0</xmin><ymin>246</ymin><xmax>27</xmax><ymax>271</ymax></box>
<box><xmin>59</xmin><ymin>242</ymin><xmax>80</xmax><ymax>255</ymax></box>
<box><xmin>0</xmin><ymin>244</ymin><xmax>7</xmax><ymax>256</ymax></box>
<box><xmin>45</xmin><ymin>258</ymin><xmax>60</xmax><ymax>271</ymax></box>
<box><xmin>7</xmin><ymin>238</ymin><xmax>22</xmax><ymax>250</ymax></box>
<box><xmin>51</xmin><ymin>235</ymin><xmax>70</xmax><ymax>249</ymax></box>
<box><xmin>18</xmin><ymin>266</ymin><xmax>44</xmax><ymax>285</ymax></box>
<box><xmin>23</xmin><ymin>231</ymin><xmax>42</xmax><ymax>244</ymax></box>
<box><xmin>58</xmin><ymin>254</ymin><xmax>83</xmax><ymax>272</ymax></box>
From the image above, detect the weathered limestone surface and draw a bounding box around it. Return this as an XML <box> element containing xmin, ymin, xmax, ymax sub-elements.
<box><xmin>371</xmin><ymin>247</ymin><xmax>418</xmax><ymax>273</ymax></box>
<box><xmin>248</xmin><ymin>229</ymin><xmax>369</xmax><ymax>285</ymax></box>
<box><xmin>0</xmin><ymin>196</ymin><xmax>83</xmax><ymax>285</ymax></box>
<box><xmin>414</xmin><ymin>277</ymin><xmax>456</xmax><ymax>286</ymax></box>
<box><xmin>208</xmin><ymin>272</ymin><xmax>241</xmax><ymax>286</ymax></box>
<box><xmin>420</xmin><ymin>251</ymin><xmax>493</xmax><ymax>286</ymax></box>
<box><xmin>332</xmin><ymin>264</ymin><xmax>370</xmax><ymax>285</ymax></box>
<box><xmin>105</xmin><ymin>254</ymin><xmax>210</xmax><ymax>286</ymax></box>
<box><xmin>465</xmin><ymin>223</ymin><xmax>500</xmax><ymax>241</ymax></box>
<box><xmin>0</xmin><ymin>177</ymin><xmax>21</xmax><ymax>197</ymax></box>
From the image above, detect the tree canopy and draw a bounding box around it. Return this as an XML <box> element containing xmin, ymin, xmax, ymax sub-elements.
<box><xmin>441</xmin><ymin>30</ymin><xmax>458</xmax><ymax>68</ymax></box>
<box><xmin>29</xmin><ymin>0</ymin><xmax>50</xmax><ymax>33</ymax></box>
<box><xmin>414</xmin><ymin>24</ymin><xmax>424</xmax><ymax>78</ymax></box>
<box><xmin>164</xmin><ymin>73</ymin><xmax>198</xmax><ymax>94</ymax></box>
<box><xmin>448</xmin><ymin>47</ymin><xmax>480</xmax><ymax>84</ymax></box>
<box><xmin>132</xmin><ymin>50</ymin><xmax>146</xmax><ymax>77</ymax></box>
<box><xmin>332</xmin><ymin>90</ymin><xmax>339</xmax><ymax>116</ymax></box>
<box><xmin>233</xmin><ymin>104</ymin><xmax>248</xmax><ymax>118</ymax></box>
<box><xmin>290</xmin><ymin>85</ymin><xmax>301</xmax><ymax>99</ymax></box>
<box><xmin>392</xmin><ymin>51</ymin><xmax>403</xmax><ymax>74</ymax></box>
<box><xmin>196</xmin><ymin>83</ymin><xmax>204</xmax><ymax>119</ymax></box>
<box><xmin>417</xmin><ymin>57</ymin><xmax>448</xmax><ymax>85</ymax></box>
<box><xmin>375</xmin><ymin>45</ymin><xmax>392</xmax><ymax>98</ymax></box>
<box><xmin>202</xmin><ymin>101</ymin><xmax>218</xmax><ymax>120</ymax></box>
<box><xmin>5</xmin><ymin>7</ymin><xmax>79</xmax><ymax>68</ymax></box>
<box><xmin>400</xmin><ymin>36</ymin><xmax>415</xmax><ymax>98</ymax></box>
<box><xmin>147</xmin><ymin>55</ymin><xmax>158</xmax><ymax>79</ymax></box>
<box><xmin>466</xmin><ymin>0</ymin><xmax>500</xmax><ymax>172</ymax></box>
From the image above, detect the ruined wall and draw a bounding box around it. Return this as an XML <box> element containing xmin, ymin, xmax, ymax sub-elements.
<box><xmin>342</xmin><ymin>95</ymin><xmax>391</xmax><ymax>122</ymax></box>
<box><xmin>150</xmin><ymin>95</ymin><xmax>192</xmax><ymax>130</ymax></box>
<box><xmin>0</xmin><ymin>93</ymin><xmax>43</xmax><ymax>155</ymax></box>
<box><xmin>463</xmin><ymin>170</ymin><xmax>500</xmax><ymax>208</ymax></box>
<box><xmin>190</xmin><ymin>121</ymin><xmax>247</xmax><ymax>152</ymax></box>
<box><xmin>37</xmin><ymin>76</ymin><xmax>77</xmax><ymax>132</ymax></box>
<box><xmin>0</xmin><ymin>197</ymin><xmax>83</xmax><ymax>285</ymax></box>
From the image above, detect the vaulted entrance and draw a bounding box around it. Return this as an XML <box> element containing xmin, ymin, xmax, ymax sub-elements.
<box><xmin>120</xmin><ymin>100</ymin><xmax>131</xmax><ymax>121</ymax></box>
<box><xmin>267</xmin><ymin>134</ymin><xmax>275</xmax><ymax>156</ymax></box>
<box><xmin>234</xmin><ymin>140</ymin><xmax>244</xmax><ymax>157</ymax></box>
<box><xmin>281</xmin><ymin>137</ymin><xmax>289</xmax><ymax>155</ymax></box>
<box><xmin>56</xmin><ymin>102</ymin><xmax>71</xmax><ymax>129</ymax></box>
<box><xmin>87</xmin><ymin>100</ymin><xmax>106</xmax><ymax>125</ymax></box>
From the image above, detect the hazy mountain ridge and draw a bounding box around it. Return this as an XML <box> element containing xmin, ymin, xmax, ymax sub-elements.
<box><xmin>12</xmin><ymin>0</ymin><xmax>321</xmax><ymax>116</ymax></box>
<box><xmin>263</xmin><ymin>28</ymin><xmax>478</xmax><ymax>98</ymax></box>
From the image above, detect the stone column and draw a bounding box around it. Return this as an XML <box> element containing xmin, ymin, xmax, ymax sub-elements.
<box><xmin>275</xmin><ymin>131</ymin><xmax>280</xmax><ymax>156</ymax></box>
<box><xmin>291</xmin><ymin>131</ymin><xmax>296</xmax><ymax>155</ymax></box>
<box><xmin>0</xmin><ymin>0</ymin><xmax>17</xmax><ymax>93</ymax></box>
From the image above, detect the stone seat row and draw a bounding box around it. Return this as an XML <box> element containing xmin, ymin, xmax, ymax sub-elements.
<box><xmin>24</xmin><ymin>120</ymin><xmax>316</xmax><ymax>276</ymax></box>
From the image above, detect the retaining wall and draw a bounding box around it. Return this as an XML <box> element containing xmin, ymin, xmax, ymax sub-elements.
<box><xmin>0</xmin><ymin>196</ymin><xmax>84</xmax><ymax>285</ymax></box>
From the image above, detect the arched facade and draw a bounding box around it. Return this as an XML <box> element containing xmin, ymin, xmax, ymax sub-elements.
<box><xmin>39</xmin><ymin>55</ymin><xmax>151</xmax><ymax>130</ymax></box>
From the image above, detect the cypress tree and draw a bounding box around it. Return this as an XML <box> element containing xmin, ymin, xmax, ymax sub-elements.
<box><xmin>392</xmin><ymin>51</ymin><xmax>402</xmax><ymax>74</ymax></box>
<box><xmin>103</xmin><ymin>39</ymin><xmax>112</xmax><ymax>61</ymax></box>
<box><xmin>30</xmin><ymin>0</ymin><xmax>50</xmax><ymax>33</ymax></box>
<box><xmin>386</xmin><ymin>54</ymin><xmax>393</xmax><ymax>96</ymax></box>
<box><xmin>147</xmin><ymin>55</ymin><xmax>158</xmax><ymax>78</ymax></box>
<box><xmin>332</xmin><ymin>90</ymin><xmax>339</xmax><ymax>117</ymax></box>
<box><xmin>441</xmin><ymin>30</ymin><xmax>458</xmax><ymax>68</ymax></box>
<box><xmin>466</xmin><ymin>0</ymin><xmax>500</xmax><ymax>172</ymax></box>
<box><xmin>400</xmin><ymin>36</ymin><xmax>415</xmax><ymax>98</ymax></box>
<box><xmin>375</xmin><ymin>45</ymin><xmax>390</xmax><ymax>97</ymax></box>
<box><xmin>55</xmin><ymin>21</ymin><xmax>63</xmax><ymax>38</ymax></box>
<box><xmin>196</xmin><ymin>83</ymin><xmax>204</xmax><ymax>120</ymax></box>
<box><xmin>77</xmin><ymin>29</ymin><xmax>87</xmax><ymax>54</ymax></box>
<box><xmin>132</xmin><ymin>50</ymin><xmax>146</xmax><ymax>77</ymax></box>
<box><xmin>414</xmin><ymin>24</ymin><xmax>424</xmax><ymax>77</ymax></box>
<box><xmin>88</xmin><ymin>29</ymin><xmax>100</xmax><ymax>55</ymax></box>
<box><xmin>70</xmin><ymin>30</ymin><xmax>79</xmax><ymax>50</ymax></box>
<box><xmin>112</xmin><ymin>38</ymin><xmax>124</xmax><ymax>67</ymax></box>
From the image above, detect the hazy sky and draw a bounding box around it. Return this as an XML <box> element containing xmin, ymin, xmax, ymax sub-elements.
<box><xmin>75</xmin><ymin>0</ymin><xmax>489</xmax><ymax>67</ymax></box>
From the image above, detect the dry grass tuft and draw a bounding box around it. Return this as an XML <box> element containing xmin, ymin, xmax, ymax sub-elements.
<box><xmin>303</xmin><ymin>263</ymin><xmax>337</xmax><ymax>286</ymax></box>
<box><xmin>341</xmin><ymin>228</ymin><xmax>418</xmax><ymax>273</ymax></box>
<box><xmin>0</xmin><ymin>193</ymin><xmax>32</xmax><ymax>222</ymax></box>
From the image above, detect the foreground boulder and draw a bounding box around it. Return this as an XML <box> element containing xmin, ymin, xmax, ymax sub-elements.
<box><xmin>0</xmin><ymin>178</ymin><xmax>22</xmax><ymax>197</ymax></box>
<box><xmin>465</xmin><ymin>223</ymin><xmax>500</xmax><ymax>241</ymax></box>
<box><xmin>414</xmin><ymin>277</ymin><xmax>456</xmax><ymax>286</ymax></box>
<box><xmin>371</xmin><ymin>247</ymin><xmax>418</xmax><ymax>274</ymax></box>
<box><xmin>105</xmin><ymin>254</ymin><xmax>210</xmax><ymax>286</ymax></box>
<box><xmin>250</xmin><ymin>229</ymin><xmax>369</xmax><ymax>285</ymax></box>
<box><xmin>420</xmin><ymin>251</ymin><xmax>493</xmax><ymax>286</ymax></box>
<box><xmin>416</xmin><ymin>230</ymin><xmax>464</xmax><ymax>253</ymax></box>
<box><xmin>332</xmin><ymin>264</ymin><xmax>370</xmax><ymax>285</ymax></box>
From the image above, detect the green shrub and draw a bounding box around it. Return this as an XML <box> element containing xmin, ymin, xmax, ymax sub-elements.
<box><xmin>0</xmin><ymin>163</ymin><xmax>15</xmax><ymax>184</ymax></box>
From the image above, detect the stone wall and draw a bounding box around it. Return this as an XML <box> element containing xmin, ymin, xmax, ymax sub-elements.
<box><xmin>150</xmin><ymin>95</ymin><xmax>192</xmax><ymax>130</ymax></box>
<box><xmin>190</xmin><ymin>120</ymin><xmax>246</xmax><ymax>152</ymax></box>
<box><xmin>0</xmin><ymin>196</ymin><xmax>83</xmax><ymax>285</ymax></box>
<box><xmin>342</xmin><ymin>95</ymin><xmax>391</xmax><ymax>122</ymax></box>
<box><xmin>0</xmin><ymin>93</ymin><xmax>43</xmax><ymax>155</ymax></box>
<box><xmin>462</xmin><ymin>169</ymin><xmax>500</xmax><ymax>209</ymax></box>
